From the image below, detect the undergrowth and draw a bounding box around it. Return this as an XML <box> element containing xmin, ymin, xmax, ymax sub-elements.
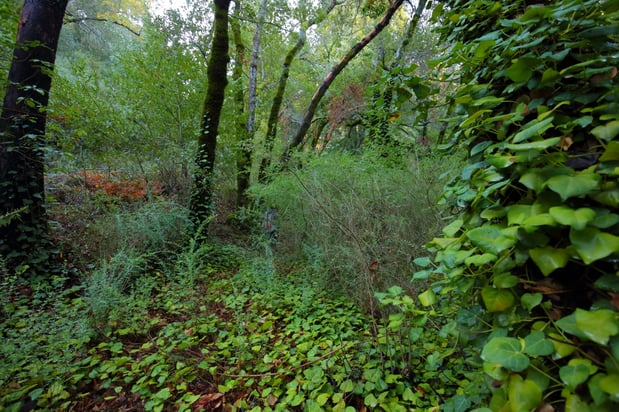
<box><xmin>249</xmin><ymin>150</ymin><xmax>456</xmax><ymax>310</ymax></box>
<box><xmin>0</xmin><ymin>238</ymin><xmax>484</xmax><ymax>411</ymax></box>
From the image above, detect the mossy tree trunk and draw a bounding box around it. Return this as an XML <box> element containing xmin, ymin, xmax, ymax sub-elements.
<box><xmin>190</xmin><ymin>0</ymin><xmax>231</xmax><ymax>231</ymax></box>
<box><xmin>0</xmin><ymin>0</ymin><xmax>69</xmax><ymax>274</ymax></box>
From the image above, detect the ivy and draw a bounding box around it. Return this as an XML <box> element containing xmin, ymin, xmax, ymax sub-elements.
<box><xmin>429</xmin><ymin>0</ymin><xmax>619</xmax><ymax>410</ymax></box>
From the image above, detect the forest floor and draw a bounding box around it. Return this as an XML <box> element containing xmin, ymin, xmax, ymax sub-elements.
<box><xmin>0</xmin><ymin>174</ymin><xmax>478</xmax><ymax>411</ymax></box>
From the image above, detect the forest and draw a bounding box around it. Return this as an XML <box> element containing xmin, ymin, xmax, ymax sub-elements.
<box><xmin>1</xmin><ymin>0</ymin><xmax>618</xmax><ymax>411</ymax></box>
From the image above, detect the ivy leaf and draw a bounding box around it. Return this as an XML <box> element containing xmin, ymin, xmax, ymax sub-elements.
<box><xmin>594</xmin><ymin>274</ymin><xmax>619</xmax><ymax>293</ymax></box>
<box><xmin>519</xmin><ymin>166</ymin><xmax>571</xmax><ymax>193</ymax></box>
<box><xmin>559</xmin><ymin>358</ymin><xmax>598</xmax><ymax>391</ymax></box>
<box><xmin>523</xmin><ymin>331</ymin><xmax>554</xmax><ymax>357</ymax></box>
<box><xmin>506</xmin><ymin>56</ymin><xmax>539</xmax><ymax>83</ymax></box>
<box><xmin>512</xmin><ymin>116</ymin><xmax>554</xmax><ymax>143</ymax></box>
<box><xmin>599</xmin><ymin>374</ymin><xmax>619</xmax><ymax>401</ymax></box>
<box><xmin>570</xmin><ymin>227</ymin><xmax>619</xmax><ymax>264</ymax></box>
<box><xmin>548</xmin><ymin>332</ymin><xmax>577</xmax><ymax>359</ymax></box>
<box><xmin>575</xmin><ymin>309</ymin><xmax>619</xmax><ymax>345</ymax></box>
<box><xmin>418</xmin><ymin>288</ymin><xmax>437</xmax><ymax>307</ymax></box>
<box><xmin>548</xmin><ymin>206</ymin><xmax>596</xmax><ymax>230</ymax></box>
<box><xmin>521</xmin><ymin>293</ymin><xmax>543</xmax><ymax>311</ymax></box>
<box><xmin>558</xmin><ymin>309</ymin><xmax>619</xmax><ymax>345</ymax></box>
<box><xmin>529</xmin><ymin>246</ymin><xmax>570</xmax><ymax>276</ymax></box>
<box><xmin>442</xmin><ymin>219</ymin><xmax>463</xmax><ymax>237</ymax></box>
<box><xmin>481</xmin><ymin>337</ymin><xmax>529</xmax><ymax>372</ymax></box>
<box><xmin>508</xmin><ymin>374</ymin><xmax>542</xmax><ymax>411</ymax></box>
<box><xmin>592</xmin><ymin>120</ymin><xmax>619</xmax><ymax>142</ymax></box>
<box><xmin>600</xmin><ymin>141</ymin><xmax>619</xmax><ymax>162</ymax></box>
<box><xmin>465</xmin><ymin>253</ymin><xmax>497</xmax><ymax>267</ymax></box>
<box><xmin>482</xmin><ymin>286</ymin><xmax>515</xmax><ymax>312</ymax></box>
<box><xmin>546</xmin><ymin>173</ymin><xmax>601</xmax><ymax>201</ymax></box>
<box><xmin>493</xmin><ymin>273</ymin><xmax>519</xmax><ymax>288</ymax></box>
<box><xmin>467</xmin><ymin>225</ymin><xmax>518</xmax><ymax>254</ymax></box>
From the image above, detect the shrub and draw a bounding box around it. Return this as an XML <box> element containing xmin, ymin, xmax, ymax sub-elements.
<box><xmin>250</xmin><ymin>150</ymin><xmax>453</xmax><ymax>308</ymax></box>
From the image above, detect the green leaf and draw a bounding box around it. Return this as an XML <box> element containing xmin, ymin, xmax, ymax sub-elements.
<box><xmin>548</xmin><ymin>332</ymin><xmax>577</xmax><ymax>359</ymax></box>
<box><xmin>600</xmin><ymin>141</ymin><xmax>619</xmax><ymax>162</ymax></box>
<box><xmin>442</xmin><ymin>219</ymin><xmax>463</xmax><ymax>237</ymax></box>
<box><xmin>465</xmin><ymin>253</ymin><xmax>497</xmax><ymax>267</ymax></box>
<box><xmin>467</xmin><ymin>225</ymin><xmax>518</xmax><ymax>254</ymax></box>
<box><xmin>575</xmin><ymin>308</ymin><xmax>619</xmax><ymax>345</ymax></box>
<box><xmin>482</xmin><ymin>286</ymin><xmax>515</xmax><ymax>312</ymax></box>
<box><xmin>512</xmin><ymin>117</ymin><xmax>554</xmax><ymax>143</ymax></box>
<box><xmin>521</xmin><ymin>293</ymin><xmax>543</xmax><ymax>311</ymax></box>
<box><xmin>519</xmin><ymin>166</ymin><xmax>571</xmax><ymax>193</ymax></box>
<box><xmin>560</xmin><ymin>358</ymin><xmax>598</xmax><ymax>391</ymax></box>
<box><xmin>508</xmin><ymin>374</ymin><xmax>542</xmax><ymax>411</ymax></box>
<box><xmin>481</xmin><ymin>337</ymin><xmax>529</xmax><ymax>372</ymax></box>
<box><xmin>599</xmin><ymin>374</ymin><xmax>619</xmax><ymax>401</ymax></box>
<box><xmin>364</xmin><ymin>393</ymin><xmax>378</xmax><ymax>408</ymax></box>
<box><xmin>316</xmin><ymin>393</ymin><xmax>330</xmax><ymax>406</ymax></box>
<box><xmin>505</xmin><ymin>137</ymin><xmax>561</xmax><ymax>151</ymax></box>
<box><xmin>523</xmin><ymin>331</ymin><xmax>554</xmax><ymax>357</ymax></box>
<box><xmin>592</xmin><ymin>120</ymin><xmax>619</xmax><ymax>142</ymax></box>
<box><xmin>549</xmin><ymin>206</ymin><xmax>596</xmax><ymax>230</ymax></box>
<box><xmin>418</xmin><ymin>288</ymin><xmax>437</xmax><ymax>307</ymax></box>
<box><xmin>529</xmin><ymin>246</ymin><xmax>570</xmax><ymax>276</ymax></box>
<box><xmin>564</xmin><ymin>392</ymin><xmax>592</xmax><ymax>412</ymax></box>
<box><xmin>594</xmin><ymin>274</ymin><xmax>619</xmax><ymax>293</ymax></box>
<box><xmin>570</xmin><ymin>227</ymin><xmax>619</xmax><ymax>264</ymax></box>
<box><xmin>493</xmin><ymin>273</ymin><xmax>519</xmax><ymax>288</ymax></box>
<box><xmin>546</xmin><ymin>173</ymin><xmax>601</xmax><ymax>201</ymax></box>
<box><xmin>506</xmin><ymin>56</ymin><xmax>539</xmax><ymax>83</ymax></box>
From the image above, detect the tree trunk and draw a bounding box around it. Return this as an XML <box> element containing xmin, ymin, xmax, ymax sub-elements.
<box><xmin>230</xmin><ymin>0</ymin><xmax>249</xmax><ymax>208</ymax></box>
<box><xmin>190</xmin><ymin>0</ymin><xmax>231</xmax><ymax>231</ymax></box>
<box><xmin>0</xmin><ymin>0</ymin><xmax>69</xmax><ymax>274</ymax></box>
<box><xmin>283</xmin><ymin>0</ymin><xmax>405</xmax><ymax>161</ymax></box>
<box><xmin>236</xmin><ymin>0</ymin><xmax>267</xmax><ymax>207</ymax></box>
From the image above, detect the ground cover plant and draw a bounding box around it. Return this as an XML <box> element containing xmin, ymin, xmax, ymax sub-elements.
<box><xmin>0</xmin><ymin>231</ymin><xmax>482</xmax><ymax>411</ymax></box>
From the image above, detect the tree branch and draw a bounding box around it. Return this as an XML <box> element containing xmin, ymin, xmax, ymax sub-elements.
<box><xmin>64</xmin><ymin>16</ymin><xmax>141</xmax><ymax>36</ymax></box>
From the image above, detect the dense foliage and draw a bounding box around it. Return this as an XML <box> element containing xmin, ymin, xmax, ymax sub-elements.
<box><xmin>2</xmin><ymin>0</ymin><xmax>619</xmax><ymax>410</ymax></box>
<box><xmin>421</xmin><ymin>0</ymin><xmax>619</xmax><ymax>410</ymax></box>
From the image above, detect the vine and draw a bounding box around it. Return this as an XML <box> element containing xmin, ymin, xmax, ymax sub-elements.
<box><xmin>424</xmin><ymin>0</ymin><xmax>619</xmax><ymax>410</ymax></box>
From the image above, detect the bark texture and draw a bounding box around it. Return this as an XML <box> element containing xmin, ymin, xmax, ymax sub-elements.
<box><xmin>0</xmin><ymin>0</ymin><xmax>69</xmax><ymax>273</ymax></box>
<box><xmin>190</xmin><ymin>0</ymin><xmax>231</xmax><ymax>229</ymax></box>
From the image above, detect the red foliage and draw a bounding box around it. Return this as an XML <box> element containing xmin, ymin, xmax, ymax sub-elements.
<box><xmin>81</xmin><ymin>170</ymin><xmax>163</xmax><ymax>202</ymax></box>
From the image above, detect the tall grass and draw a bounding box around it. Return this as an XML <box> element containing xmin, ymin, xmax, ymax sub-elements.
<box><xmin>250</xmin><ymin>150</ymin><xmax>455</xmax><ymax>309</ymax></box>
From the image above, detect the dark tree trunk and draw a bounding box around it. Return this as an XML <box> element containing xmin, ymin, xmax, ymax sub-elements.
<box><xmin>190</xmin><ymin>0</ymin><xmax>231</xmax><ymax>230</ymax></box>
<box><xmin>0</xmin><ymin>0</ymin><xmax>69</xmax><ymax>274</ymax></box>
<box><xmin>283</xmin><ymin>0</ymin><xmax>405</xmax><ymax>162</ymax></box>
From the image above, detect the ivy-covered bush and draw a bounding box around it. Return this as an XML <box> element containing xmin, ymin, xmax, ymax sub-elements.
<box><xmin>425</xmin><ymin>0</ymin><xmax>619</xmax><ymax>410</ymax></box>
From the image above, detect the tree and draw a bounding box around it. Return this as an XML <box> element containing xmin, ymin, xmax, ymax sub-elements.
<box><xmin>282</xmin><ymin>0</ymin><xmax>405</xmax><ymax>161</ymax></box>
<box><xmin>0</xmin><ymin>0</ymin><xmax>69</xmax><ymax>273</ymax></box>
<box><xmin>259</xmin><ymin>0</ymin><xmax>340</xmax><ymax>181</ymax></box>
<box><xmin>190</xmin><ymin>0</ymin><xmax>231</xmax><ymax>230</ymax></box>
<box><xmin>235</xmin><ymin>0</ymin><xmax>267</xmax><ymax>207</ymax></box>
